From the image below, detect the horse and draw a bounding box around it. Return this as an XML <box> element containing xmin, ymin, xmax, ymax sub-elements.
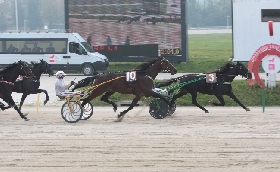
<box><xmin>0</xmin><ymin>61</ymin><xmax>34</xmax><ymax>121</ymax></box>
<box><xmin>79</xmin><ymin>56</ymin><xmax>177</xmax><ymax>122</ymax></box>
<box><xmin>12</xmin><ymin>59</ymin><xmax>54</xmax><ymax>111</ymax></box>
<box><xmin>71</xmin><ymin>56</ymin><xmax>176</xmax><ymax>92</ymax></box>
<box><xmin>156</xmin><ymin>62</ymin><xmax>252</xmax><ymax>113</ymax></box>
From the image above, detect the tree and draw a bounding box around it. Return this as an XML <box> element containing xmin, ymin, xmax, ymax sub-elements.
<box><xmin>187</xmin><ymin>0</ymin><xmax>231</xmax><ymax>27</ymax></box>
<box><xmin>27</xmin><ymin>0</ymin><xmax>42</xmax><ymax>30</ymax></box>
<box><xmin>0</xmin><ymin>0</ymin><xmax>10</xmax><ymax>31</ymax></box>
<box><xmin>10</xmin><ymin>0</ymin><xmax>25</xmax><ymax>30</ymax></box>
<box><xmin>187</xmin><ymin>0</ymin><xmax>203</xmax><ymax>27</ymax></box>
<box><xmin>42</xmin><ymin>0</ymin><xmax>64</xmax><ymax>29</ymax></box>
<box><xmin>0</xmin><ymin>13</ymin><xmax>7</xmax><ymax>31</ymax></box>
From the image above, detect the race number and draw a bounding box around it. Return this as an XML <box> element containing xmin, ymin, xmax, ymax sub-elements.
<box><xmin>126</xmin><ymin>71</ymin><xmax>136</xmax><ymax>82</ymax></box>
<box><xmin>206</xmin><ymin>73</ymin><xmax>217</xmax><ymax>83</ymax></box>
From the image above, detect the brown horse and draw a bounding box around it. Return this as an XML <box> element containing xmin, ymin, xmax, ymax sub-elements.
<box><xmin>81</xmin><ymin>56</ymin><xmax>177</xmax><ymax>121</ymax></box>
<box><xmin>0</xmin><ymin>61</ymin><xmax>34</xmax><ymax>121</ymax></box>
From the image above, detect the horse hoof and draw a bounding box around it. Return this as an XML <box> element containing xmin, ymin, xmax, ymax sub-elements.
<box><xmin>205</xmin><ymin>110</ymin><xmax>209</xmax><ymax>113</ymax></box>
<box><xmin>24</xmin><ymin>118</ymin><xmax>29</xmax><ymax>121</ymax></box>
<box><xmin>114</xmin><ymin>115</ymin><xmax>124</xmax><ymax>122</ymax></box>
<box><xmin>113</xmin><ymin>108</ymin><xmax>117</xmax><ymax>112</ymax></box>
<box><xmin>245</xmin><ymin>108</ymin><xmax>250</xmax><ymax>111</ymax></box>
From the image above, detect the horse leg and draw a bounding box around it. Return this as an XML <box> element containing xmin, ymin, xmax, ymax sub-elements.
<box><xmin>3</xmin><ymin>95</ymin><xmax>29</xmax><ymax>120</ymax></box>
<box><xmin>170</xmin><ymin>89</ymin><xmax>188</xmax><ymax>104</ymax></box>
<box><xmin>116</xmin><ymin>95</ymin><xmax>142</xmax><ymax>122</ymax></box>
<box><xmin>37</xmin><ymin>89</ymin><xmax>48</xmax><ymax>105</ymax></box>
<box><xmin>0</xmin><ymin>101</ymin><xmax>10</xmax><ymax>110</ymax></box>
<box><xmin>189</xmin><ymin>91</ymin><xmax>209</xmax><ymax>113</ymax></box>
<box><xmin>19</xmin><ymin>94</ymin><xmax>28</xmax><ymax>111</ymax></box>
<box><xmin>100</xmin><ymin>92</ymin><xmax>118</xmax><ymax>112</ymax></box>
<box><xmin>13</xmin><ymin>103</ymin><xmax>29</xmax><ymax>121</ymax></box>
<box><xmin>210</xmin><ymin>93</ymin><xmax>226</xmax><ymax>106</ymax></box>
<box><xmin>80</xmin><ymin>87</ymin><xmax>105</xmax><ymax>108</ymax></box>
<box><xmin>228</xmin><ymin>91</ymin><xmax>250</xmax><ymax>111</ymax></box>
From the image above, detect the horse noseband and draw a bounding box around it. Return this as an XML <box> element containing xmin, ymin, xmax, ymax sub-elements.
<box><xmin>160</xmin><ymin>59</ymin><xmax>170</xmax><ymax>71</ymax></box>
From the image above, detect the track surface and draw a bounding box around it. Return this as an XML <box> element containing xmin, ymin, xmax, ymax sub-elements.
<box><xmin>0</xmin><ymin>106</ymin><xmax>279</xmax><ymax>172</ymax></box>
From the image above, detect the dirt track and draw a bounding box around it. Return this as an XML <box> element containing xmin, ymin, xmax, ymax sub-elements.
<box><xmin>0</xmin><ymin>106</ymin><xmax>279</xmax><ymax>172</ymax></box>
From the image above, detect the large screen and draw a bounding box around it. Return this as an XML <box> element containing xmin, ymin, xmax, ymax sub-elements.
<box><xmin>68</xmin><ymin>0</ymin><xmax>181</xmax><ymax>57</ymax></box>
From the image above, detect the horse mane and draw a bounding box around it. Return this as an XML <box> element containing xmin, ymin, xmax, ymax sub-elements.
<box><xmin>31</xmin><ymin>62</ymin><xmax>40</xmax><ymax>68</ymax></box>
<box><xmin>133</xmin><ymin>58</ymin><xmax>158</xmax><ymax>71</ymax></box>
<box><xmin>104</xmin><ymin>72</ymin><xmax>126</xmax><ymax>77</ymax></box>
<box><xmin>0</xmin><ymin>62</ymin><xmax>19</xmax><ymax>74</ymax></box>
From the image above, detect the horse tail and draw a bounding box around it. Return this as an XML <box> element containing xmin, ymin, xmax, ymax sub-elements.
<box><xmin>71</xmin><ymin>75</ymin><xmax>99</xmax><ymax>91</ymax></box>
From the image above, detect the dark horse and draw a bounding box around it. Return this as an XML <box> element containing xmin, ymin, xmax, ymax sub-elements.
<box><xmin>0</xmin><ymin>61</ymin><xmax>34</xmax><ymax>121</ymax></box>
<box><xmin>12</xmin><ymin>59</ymin><xmax>54</xmax><ymax>110</ymax></box>
<box><xmin>156</xmin><ymin>62</ymin><xmax>252</xmax><ymax>113</ymax></box>
<box><xmin>79</xmin><ymin>56</ymin><xmax>177</xmax><ymax>122</ymax></box>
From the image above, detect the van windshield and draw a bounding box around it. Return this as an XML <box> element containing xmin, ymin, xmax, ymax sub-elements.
<box><xmin>81</xmin><ymin>42</ymin><xmax>95</xmax><ymax>52</ymax></box>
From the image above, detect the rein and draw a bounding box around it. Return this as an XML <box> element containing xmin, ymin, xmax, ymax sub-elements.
<box><xmin>217</xmin><ymin>74</ymin><xmax>237</xmax><ymax>76</ymax></box>
<box><xmin>0</xmin><ymin>80</ymin><xmax>14</xmax><ymax>85</ymax></box>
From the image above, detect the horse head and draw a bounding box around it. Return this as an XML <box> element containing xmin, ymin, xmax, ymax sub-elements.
<box><xmin>40</xmin><ymin>59</ymin><xmax>54</xmax><ymax>77</ymax></box>
<box><xmin>157</xmin><ymin>56</ymin><xmax>177</xmax><ymax>75</ymax></box>
<box><xmin>18</xmin><ymin>60</ymin><xmax>34</xmax><ymax>78</ymax></box>
<box><xmin>236</xmin><ymin>62</ymin><xmax>252</xmax><ymax>79</ymax></box>
<box><xmin>133</xmin><ymin>56</ymin><xmax>177</xmax><ymax>79</ymax></box>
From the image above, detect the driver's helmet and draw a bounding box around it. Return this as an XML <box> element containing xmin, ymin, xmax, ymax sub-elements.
<box><xmin>56</xmin><ymin>71</ymin><xmax>66</xmax><ymax>79</ymax></box>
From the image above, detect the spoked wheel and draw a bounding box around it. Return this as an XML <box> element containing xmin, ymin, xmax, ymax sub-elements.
<box><xmin>80</xmin><ymin>102</ymin><xmax>93</xmax><ymax>120</ymax></box>
<box><xmin>167</xmin><ymin>103</ymin><xmax>176</xmax><ymax>116</ymax></box>
<box><xmin>61</xmin><ymin>101</ymin><xmax>83</xmax><ymax>123</ymax></box>
<box><xmin>149</xmin><ymin>98</ymin><xmax>170</xmax><ymax>119</ymax></box>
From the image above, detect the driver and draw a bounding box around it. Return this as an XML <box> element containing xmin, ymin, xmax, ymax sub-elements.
<box><xmin>55</xmin><ymin>71</ymin><xmax>75</xmax><ymax>99</ymax></box>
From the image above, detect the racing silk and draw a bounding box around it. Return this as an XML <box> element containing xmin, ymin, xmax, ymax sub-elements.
<box><xmin>152</xmin><ymin>88</ymin><xmax>168</xmax><ymax>96</ymax></box>
<box><xmin>55</xmin><ymin>78</ymin><xmax>69</xmax><ymax>96</ymax></box>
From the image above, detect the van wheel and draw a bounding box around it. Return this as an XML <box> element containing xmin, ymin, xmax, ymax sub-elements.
<box><xmin>82</xmin><ymin>64</ymin><xmax>95</xmax><ymax>76</ymax></box>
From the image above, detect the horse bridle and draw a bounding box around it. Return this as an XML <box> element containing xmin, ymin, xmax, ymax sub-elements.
<box><xmin>42</xmin><ymin>61</ymin><xmax>49</xmax><ymax>73</ymax></box>
<box><xmin>0</xmin><ymin>62</ymin><xmax>32</xmax><ymax>85</ymax></box>
<box><xmin>160</xmin><ymin>58</ymin><xmax>171</xmax><ymax>71</ymax></box>
<box><xmin>20</xmin><ymin>62</ymin><xmax>33</xmax><ymax>77</ymax></box>
<box><xmin>216</xmin><ymin>65</ymin><xmax>250</xmax><ymax>79</ymax></box>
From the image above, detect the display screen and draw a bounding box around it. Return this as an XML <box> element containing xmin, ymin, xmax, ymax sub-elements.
<box><xmin>93</xmin><ymin>44</ymin><xmax>158</xmax><ymax>57</ymax></box>
<box><xmin>68</xmin><ymin>0</ymin><xmax>181</xmax><ymax>57</ymax></box>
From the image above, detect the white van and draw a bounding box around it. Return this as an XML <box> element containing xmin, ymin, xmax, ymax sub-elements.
<box><xmin>0</xmin><ymin>32</ymin><xmax>109</xmax><ymax>75</ymax></box>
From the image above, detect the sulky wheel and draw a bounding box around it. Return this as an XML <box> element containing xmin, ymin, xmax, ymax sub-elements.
<box><xmin>80</xmin><ymin>102</ymin><xmax>93</xmax><ymax>120</ymax></box>
<box><xmin>61</xmin><ymin>101</ymin><xmax>83</xmax><ymax>123</ymax></box>
<box><xmin>167</xmin><ymin>103</ymin><xmax>176</xmax><ymax>116</ymax></box>
<box><xmin>149</xmin><ymin>98</ymin><xmax>170</xmax><ymax>119</ymax></box>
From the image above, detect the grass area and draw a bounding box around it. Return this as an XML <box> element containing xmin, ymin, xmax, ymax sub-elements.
<box><xmin>89</xmin><ymin>34</ymin><xmax>279</xmax><ymax>107</ymax></box>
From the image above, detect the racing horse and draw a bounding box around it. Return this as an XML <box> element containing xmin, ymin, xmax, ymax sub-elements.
<box><xmin>71</xmin><ymin>56</ymin><xmax>175</xmax><ymax>91</ymax></box>
<box><xmin>80</xmin><ymin>56</ymin><xmax>177</xmax><ymax>122</ymax></box>
<box><xmin>156</xmin><ymin>62</ymin><xmax>252</xmax><ymax>113</ymax></box>
<box><xmin>12</xmin><ymin>59</ymin><xmax>54</xmax><ymax>110</ymax></box>
<box><xmin>0</xmin><ymin>61</ymin><xmax>34</xmax><ymax>121</ymax></box>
